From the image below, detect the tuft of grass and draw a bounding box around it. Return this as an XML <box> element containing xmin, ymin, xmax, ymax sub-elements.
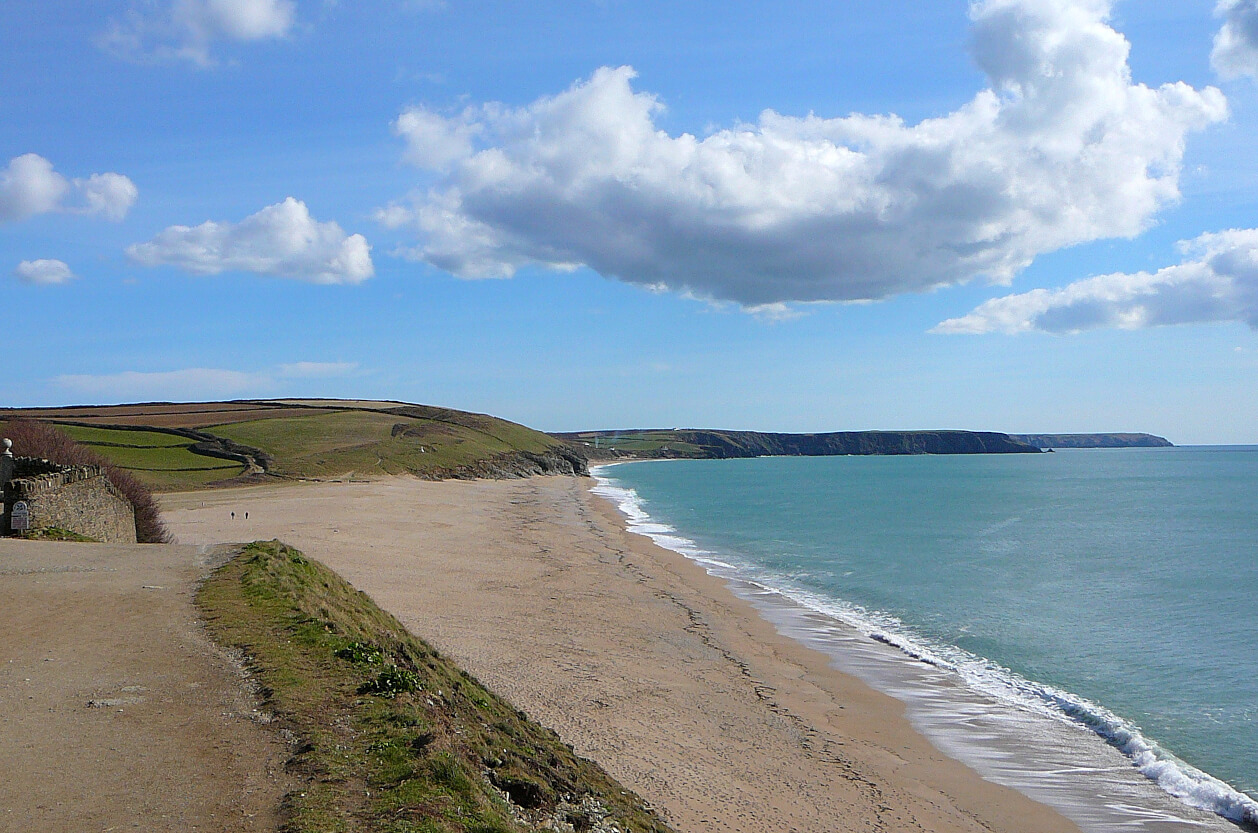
<box><xmin>17</xmin><ymin>526</ymin><xmax>97</xmax><ymax>542</ymax></box>
<box><xmin>197</xmin><ymin>541</ymin><xmax>674</xmax><ymax>833</ymax></box>
<box><xmin>359</xmin><ymin>665</ymin><xmax>422</xmax><ymax>698</ymax></box>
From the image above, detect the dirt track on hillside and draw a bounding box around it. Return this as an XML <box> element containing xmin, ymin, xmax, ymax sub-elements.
<box><xmin>0</xmin><ymin>540</ymin><xmax>287</xmax><ymax>833</ymax></box>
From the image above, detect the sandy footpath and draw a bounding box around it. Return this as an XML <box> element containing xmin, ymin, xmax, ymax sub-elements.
<box><xmin>163</xmin><ymin>475</ymin><xmax>1081</xmax><ymax>833</ymax></box>
<box><xmin>0</xmin><ymin>539</ymin><xmax>287</xmax><ymax>833</ymax></box>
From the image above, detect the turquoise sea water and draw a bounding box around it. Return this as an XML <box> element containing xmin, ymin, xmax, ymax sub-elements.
<box><xmin>593</xmin><ymin>448</ymin><xmax>1258</xmax><ymax>831</ymax></box>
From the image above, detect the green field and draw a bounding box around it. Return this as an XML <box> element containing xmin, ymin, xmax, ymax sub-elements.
<box><xmin>567</xmin><ymin>431</ymin><xmax>705</xmax><ymax>456</ymax></box>
<box><xmin>55</xmin><ymin>424</ymin><xmax>245</xmax><ymax>489</ymax></box>
<box><xmin>209</xmin><ymin>409</ymin><xmax>559</xmax><ymax>480</ymax></box>
<box><xmin>56</xmin><ymin>425</ymin><xmax>193</xmax><ymax>447</ymax></box>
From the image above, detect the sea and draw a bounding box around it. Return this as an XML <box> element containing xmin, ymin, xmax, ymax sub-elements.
<box><xmin>591</xmin><ymin>447</ymin><xmax>1258</xmax><ymax>832</ymax></box>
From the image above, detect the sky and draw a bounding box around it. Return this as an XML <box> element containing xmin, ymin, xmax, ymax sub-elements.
<box><xmin>3</xmin><ymin>0</ymin><xmax>1258</xmax><ymax>443</ymax></box>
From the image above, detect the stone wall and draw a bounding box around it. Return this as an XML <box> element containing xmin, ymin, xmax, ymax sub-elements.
<box><xmin>2</xmin><ymin>459</ymin><xmax>137</xmax><ymax>543</ymax></box>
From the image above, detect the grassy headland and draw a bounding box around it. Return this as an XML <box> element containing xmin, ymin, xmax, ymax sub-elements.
<box><xmin>560</xmin><ymin>428</ymin><xmax>1043</xmax><ymax>459</ymax></box>
<box><xmin>198</xmin><ymin>540</ymin><xmax>673</xmax><ymax>833</ymax></box>
<box><xmin>209</xmin><ymin>405</ymin><xmax>577</xmax><ymax>481</ymax></box>
<box><xmin>1</xmin><ymin>400</ymin><xmax>586</xmax><ymax>491</ymax></box>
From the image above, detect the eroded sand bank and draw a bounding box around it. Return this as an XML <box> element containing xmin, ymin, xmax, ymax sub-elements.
<box><xmin>163</xmin><ymin>475</ymin><xmax>1081</xmax><ymax>833</ymax></box>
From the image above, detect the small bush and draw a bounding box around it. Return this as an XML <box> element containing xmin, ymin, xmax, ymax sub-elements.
<box><xmin>358</xmin><ymin>665</ymin><xmax>421</xmax><ymax>698</ymax></box>
<box><xmin>1</xmin><ymin>420</ymin><xmax>171</xmax><ymax>543</ymax></box>
<box><xmin>335</xmin><ymin>641</ymin><xmax>384</xmax><ymax>665</ymax></box>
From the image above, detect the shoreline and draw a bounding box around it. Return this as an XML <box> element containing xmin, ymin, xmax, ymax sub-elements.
<box><xmin>575</xmin><ymin>477</ymin><xmax>1086</xmax><ymax>832</ymax></box>
<box><xmin>591</xmin><ymin>459</ymin><xmax>1248</xmax><ymax>832</ymax></box>
<box><xmin>163</xmin><ymin>475</ymin><xmax>1083</xmax><ymax>832</ymax></box>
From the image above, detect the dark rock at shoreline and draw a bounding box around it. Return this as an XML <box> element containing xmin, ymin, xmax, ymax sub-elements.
<box><xmin>430</xmin><ymin>446</ymin><xmax>589</xmax><ymax>479</ymax></box>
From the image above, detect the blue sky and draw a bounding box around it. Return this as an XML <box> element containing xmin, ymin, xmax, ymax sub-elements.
<box><xmin>4</xmin><ymin>0</ymin><xmax>1258</xmax><ymax>443</ymax></box>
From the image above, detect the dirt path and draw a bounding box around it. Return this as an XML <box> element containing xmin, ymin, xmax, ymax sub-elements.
<box><xmin>0</xmin><ymin>539</ymin><xmax>287</xmax><ymax>833</ymax></box>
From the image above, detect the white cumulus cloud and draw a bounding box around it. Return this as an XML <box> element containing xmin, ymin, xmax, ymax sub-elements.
<box><xmin>79</xmin><ymin>173</ymin><xmax>141</xmax><ymax>222</ymax></box>
<box><xmin>278</xmin><ymin>361</ymin><xmax>359</xmax><ymax>378</ymax></box>
<box><xmin>56</xmin><ymin>368</ymin><xmax>267</xmax><ymax>400</ymax></box>
<box><xmin>392</xmin><ymin>107</ymin><xmax>481</xmax><ymax>170</ymax></box>
<box><xmin>1213</xmin><ymin>0</ymin><xmax>1258</xmax><ymax>80</ymax></box>
<box><xmin>0</xmin><ymin>154</ymin><xmax>137</xmax><ymax>223</ymax></box>
<box><xmin>55</xmin><ymin>360</ymin><xmax>362</xmax><ymax>400</ymax></box>
<box><xmin>101</xmin><ymin>0</ymin><xmax>296</xmax><ymax>66</ymax></box>
<box><xmin>127</xmin><ymin>197</ymin><xmax>374</xmax><ymax>284</ymax></box>
<box><xmin>933</xmin><ymin>228</ymin><xmax>1258</xmax><ymax>334</ymax></box>
<box><xmin>14</xmin><ymin>259</ymin><xmax>75</xmax><ymax>286</ymax></box>
<box><xmin>0</xmin><ymin>155</ymin><xmax>68</xmax><ymax>221</ymax></box>
<box><xmin>378</xmin><ymin>0</ymin><xmax>1225</xmax><ymax>307</ymax></box>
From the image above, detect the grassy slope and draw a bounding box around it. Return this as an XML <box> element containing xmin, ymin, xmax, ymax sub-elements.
<box><xmin>55</xmin><ymin>424</ymin><xmax>245</xmax><ymax>490</ymax></box>
<box><xmin>2</xmin><ymin>400</ymin><xmax>579</xmax><ymax>491</ymax></box>
<box><xmin>561</xmin><ymin>431</ymin><xmax>705</xmax><ymax>456</ymax></box>
<box><xmin>199</xmin><ymin>541</ymin><xmax>673</xmax><ymax>833</ymax></box>
<box><xmin>208</xmin><ymin>409</ymin><xmax>560</xmax><ymax>480</ymax></box>
<box><xmin>0</xmin><ymin>421</ymin><xmax>245</xmax><ymax>492</ymax></box>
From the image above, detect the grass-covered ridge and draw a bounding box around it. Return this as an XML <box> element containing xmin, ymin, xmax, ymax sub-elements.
<box><xmin>1</xmin><ymin>399</ymin><xmax>586</xmax><ymax>491</ymax></box>
<box><xmin>207</xmin><ymin>406</ymin><xmax>566</xmax><ymax>481</ymax></box>
<box><xmin>198</xmin><ymin>540</ymin><xmax>673</xmax><ymax>833</ymax></box>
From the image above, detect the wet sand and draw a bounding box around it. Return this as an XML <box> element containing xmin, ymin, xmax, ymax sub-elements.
<box><xmin>162</xmin><ymin>475</ymin><xmax>1082</xmax><ymax>833</ymax></box>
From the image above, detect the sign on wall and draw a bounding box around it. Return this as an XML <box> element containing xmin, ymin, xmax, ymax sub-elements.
<box><xmin>10</xmin><ymin>500</ymin><xmax>30</xmax><ymax>532</ymax></box>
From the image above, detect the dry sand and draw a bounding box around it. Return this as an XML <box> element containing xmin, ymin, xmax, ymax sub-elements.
<box><xmin>0</xmin><ymin>539</ymin><xmax>288</xmax><ymax>833</ymax></box>
<box><xmin>162</xmin><ymin>475</ymin><xmax>1083</xmax><ymax>833</ymax></box>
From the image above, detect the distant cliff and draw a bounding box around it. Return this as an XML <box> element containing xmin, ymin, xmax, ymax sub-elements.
<box><xmin>559</xmin><ymin>429</ymin><xmax>1041</xmax><ymax>459</ymax></box>
<box><xmin>1012</xmin><ymin>433</ymin><xmax>1173</xmax><ymax>449</ymax></box>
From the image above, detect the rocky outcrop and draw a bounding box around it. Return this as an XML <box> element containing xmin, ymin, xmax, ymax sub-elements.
<box><xmin>424</xmin><ymin>447</ymin><xmax>589</xmax><ymax>480</ymax></box>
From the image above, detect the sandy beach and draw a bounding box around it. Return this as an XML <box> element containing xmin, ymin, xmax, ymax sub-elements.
<box><xmin>162</xmin><ymin>474</ymin><xmax>1082</xmax><ymax>833</ymax></box>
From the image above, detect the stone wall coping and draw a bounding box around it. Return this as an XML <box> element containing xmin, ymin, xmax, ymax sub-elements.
<box><xmin>5</xmin><ymin>458</ymin><xmax>130</xmax><ymax>511</ymax></box>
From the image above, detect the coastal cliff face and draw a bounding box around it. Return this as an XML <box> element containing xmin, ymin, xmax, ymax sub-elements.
<box><xmin>561</xmin><ymin>428</ymin><xmax>1042</xmax><ymax>459</ymax></box>
<box><xmin>425</xmin><ymin>446</ymin><xmax>589</xmax><ymax>480</ymax></box>
<box><xmin>671</xmin><ymin>429</ymin><xmax>1041</xmax><ymax>457</ymax></box>
<box><xmin>1012</xmin><ymin>433</ymin><xmax>1173</xmax><ymax>449</ymax></box>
